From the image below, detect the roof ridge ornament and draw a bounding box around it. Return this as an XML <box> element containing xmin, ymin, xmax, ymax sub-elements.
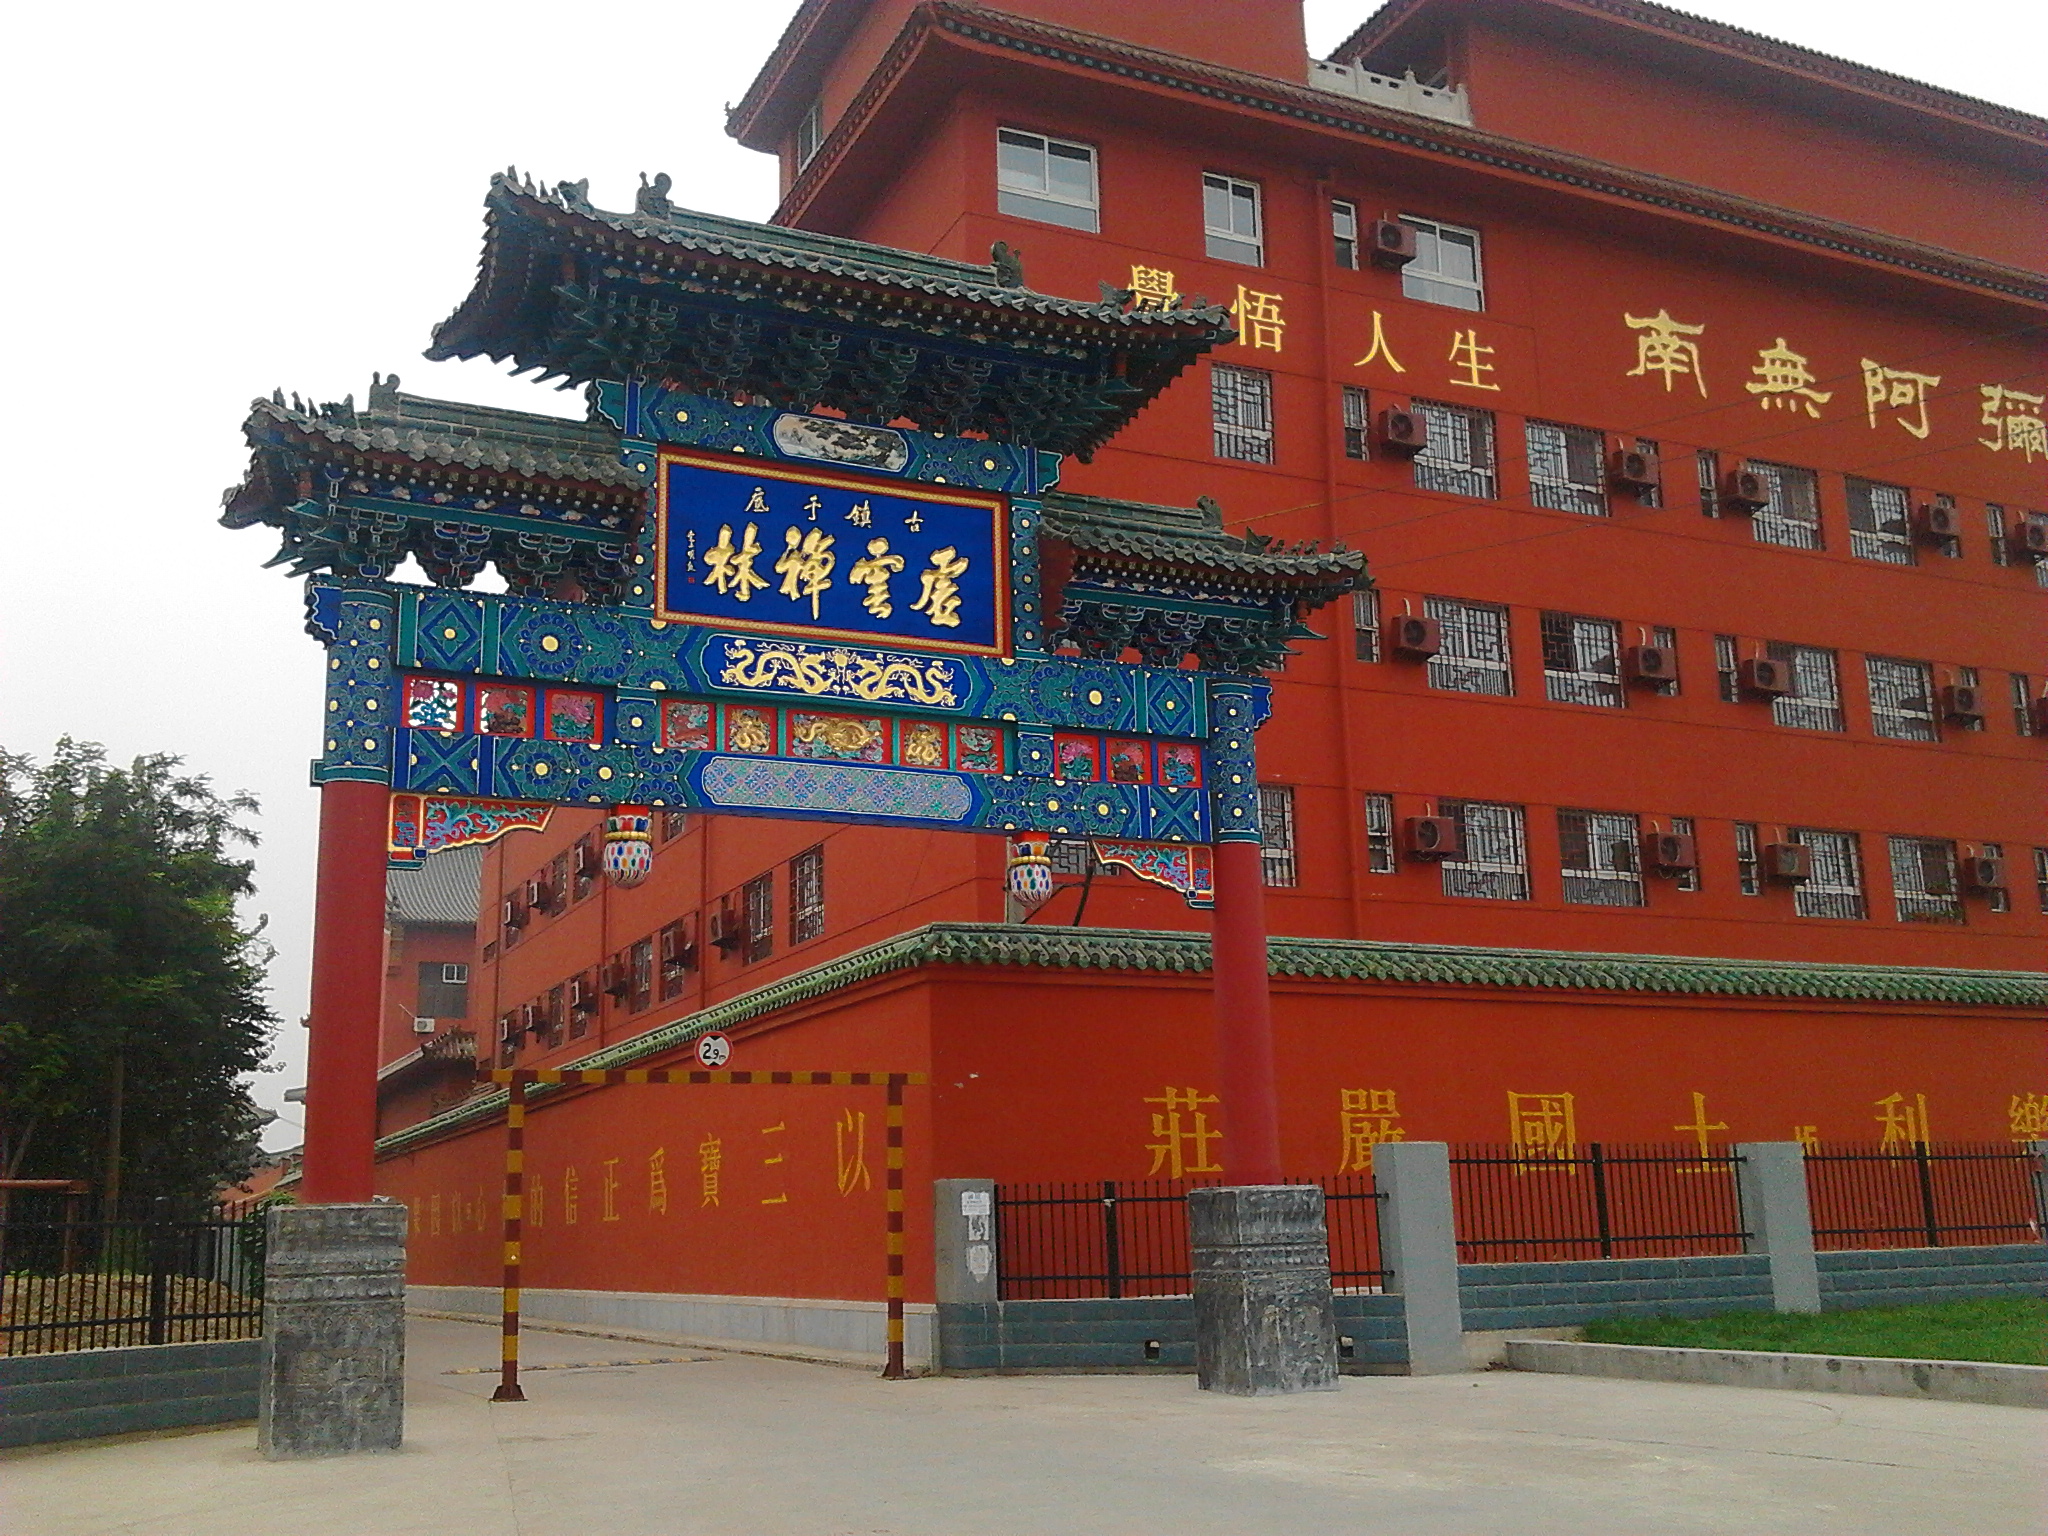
<box><xmin>637</xmin><ymin>172</ymin><xmax>675</xmax><ymax>218</ymax></box>
<box><xmin>990</xmin><ymin>240</ymin><xmax>1025</xmax><ymax>288</ymax></box>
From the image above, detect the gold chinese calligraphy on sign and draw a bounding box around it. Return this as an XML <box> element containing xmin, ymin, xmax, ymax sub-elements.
<box><xmin>1507</xmin><ymin>1090</ymin><xmax>1577</xmax><ymax>1167</ymax></box>
<box><xmin>1746</xmin><ymin>338</ymin><xmax>1832</xmax><ymax>417</ymax></box>
<box><xmin>1624</xmin><ymin>310</ymin><xmax>1707</xmax><ymax>395</ymax></box>
<box><xmin>1143</xmin><ymin>1086</ymin><xmax>1223</xmax><ymax>1177</ymax></box>
<box><xmin>1860</xmin><ymin>359</ymin><xmax>1941</xmax><ymax>439</ymax></box>
<box><xmin>1232</xmin><ymin>286</ymin><xmax>1286</xmax><ymax>352</ymax></box>
<box><xmin>1980</xmin><ymin>384</ymin><xmax>2047</xmax><ymax>460</ymax></box>
<box><xmin>1337</xmin><ymin>1088</ymin><xmax>1405</xmax><ymax>1173</ymax></box>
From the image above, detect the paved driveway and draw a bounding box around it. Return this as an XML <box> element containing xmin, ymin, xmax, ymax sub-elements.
<box><xmin>5</xmin><ymin>1317</ymin><xmax>2039</xmax><ymax>1535</ymax></box>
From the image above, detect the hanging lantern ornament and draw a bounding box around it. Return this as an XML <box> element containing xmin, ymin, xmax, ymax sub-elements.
<box><xmin>603</xmin><ymin>805</ymin><xmax>655</xmax><ymax>888</ymax></box>
<box><xmin>1006</xmin><ymin>834</ymin><xmax>1055</xmax><ymax>913</ymax></box>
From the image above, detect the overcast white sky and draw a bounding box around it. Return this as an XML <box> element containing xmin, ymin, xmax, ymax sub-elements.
<box><xmin>2</xmin><ymin>0</ymin><xmax>2039</xmax><ymax>1155</ymax></box>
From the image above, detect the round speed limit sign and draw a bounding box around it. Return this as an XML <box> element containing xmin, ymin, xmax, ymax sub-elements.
<box><xmin>695</xmin><ymin>1033</ymin><xmax>732</xmax><ymax>1068</ymax></box>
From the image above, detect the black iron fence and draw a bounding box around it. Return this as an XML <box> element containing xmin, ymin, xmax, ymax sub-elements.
<box><xmin>1806</xmin><ymin>1142</ymin><xmax>2043</xmax><ymax>1251</ymax></box>
<box><xmin>0</xmin><ymin>1192</ymin><xmax>268</xmax><ymax>1356</ymax></box>
<box><xmin>994</xmin><ymin>1175</ymin><xmax>1386</xmax><ymax>1300</ymax></box>
<box><xmin>1448</xmin><ymin>1143</ymin><xmax>1747</xmax><ymax>1263</ymax></box>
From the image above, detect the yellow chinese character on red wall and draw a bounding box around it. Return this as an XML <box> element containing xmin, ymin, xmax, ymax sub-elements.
<box><xmin>1446</xmin><ymin>328</ymin><xmax>1499</xmax><ymax>391</ymax></box>
<box><xmin>2007</xmin><ymin>1093</ymin><xmax>2048</xmax><ymax>1142</ymax></box>
<box><xmin>836</xmin><ymin>1109</ymin><xmax>872</xmax><ymax>1195</ymax></box>
<box><xmin>1232</xmin><ymin>286</ymin><xmax>1285</xmax><ymax>352</ymax></box>
<box><xmin>1128</xmin><ymin>265</ymin><xmax>1179</xmax><ymax>310</ymax></box>
<box><xmin>1874</xmin><ymin>1092</ymin><xmax>1931</xmax><ymax>1150</ymax></box>
<box><xmin>1860</xmin><ymin>359</ymin><xmax>1941</xmax><ymax>439</ymax></box>
<box><xmin>698</xmin><ymin>1133</ymin><xmax>722</xmax><ymax>1208</ymax></box>
<box><xmin>1351</xmin><ymin>310</ymin><xmax>1406</xmax><ymax>374</ymax></box>
<box><xmin>1507</xmin><ymin>1091</ymin><xmax>1577</xmax><ymax>1164</ymax></box>
<box><xmin>1144</xmin><ymin>1086</ymin><xmax>1223</xmax><ymax>1177</ymax></box>
<box><xmin>1980</xmin><ymin>384</ymin><xmax>2047</xmax><ymax>460</ymax></box>
<box><xmin>1624</xmin><ymin>309</ymin><xmax>1708</xmax><ymax>395</ymax></box>
<box><xmin>648</xmin><ymin>1147</ymin><xmax>668</xmax><ymax>1215</ymax></box>
<box><xmin>1745</xmin><ymin>338</ymin><xmax>1832</xmax><ymax>417</ymax></box>
<box><xmin>1337</xmin><ymin>1088</ymin><xmax>1405</xmax><ymax>1173</ymax></box>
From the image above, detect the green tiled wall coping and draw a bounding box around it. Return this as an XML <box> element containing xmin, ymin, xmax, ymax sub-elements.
<box><xmin>377</xmin><ymin>923</ymin><xmax>2045</xmax><ymax>1156</ymax></box>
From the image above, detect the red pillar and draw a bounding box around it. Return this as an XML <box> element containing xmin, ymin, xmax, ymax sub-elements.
<box><xmin>299</xmin><ymin>780</ymin><xmax>391</xmax><ymax>1204</ymax></box>
<box><xmin>1212</xmin><ymin>839</ymin><xmax>1283</xmax><ymax>1186</ymax></box>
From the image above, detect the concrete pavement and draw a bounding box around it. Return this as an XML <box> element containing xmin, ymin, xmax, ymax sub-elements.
<box><xmin>3</xmin><ymin>1315</ymin><xmax>2040</xmax><ymax>1535</ymax></box>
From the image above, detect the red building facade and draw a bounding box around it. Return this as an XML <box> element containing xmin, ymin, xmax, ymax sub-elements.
<box><xmin>379</xmin><ymin>0</ymin><xmax>2045</xmax><ymax>1311</ymax></box>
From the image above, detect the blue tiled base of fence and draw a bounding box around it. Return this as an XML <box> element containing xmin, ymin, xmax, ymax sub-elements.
<box><xmin>1458</xmin><ymin>1255</ymin><xmax>1774</xmax><ymax>1331</ymax></box>
<box><xmin>936</xmin><ymin>1295</ymin><xmax>1407</xmax><ymax>1373</ymax></box>
<box><xmin>0</xmin><ymin>1339</ymin><xmax>261</xmax><ymax>1448</ymax></box>
<box><xmin>1818</xmin><ymin>1244</ymin><xmax>2048</xmax><ymax>1310</ymax></box>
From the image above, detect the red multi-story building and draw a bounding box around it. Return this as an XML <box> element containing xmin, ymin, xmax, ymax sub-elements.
<box><xmin>379</xmin><ymin>0</ymin><xmax>2044</xmax><ymax>1315</ymax></box>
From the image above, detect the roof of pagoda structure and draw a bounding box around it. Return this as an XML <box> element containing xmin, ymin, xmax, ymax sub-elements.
<box><xmin>1040</xmin><ymin>491</ymin><xmax>1365</xmax><ymax>592</ymax></box>
<box><xmin>425</xmin><ymin>171</ymin><xmax>1237</xmax><ymax>460</ymax></box>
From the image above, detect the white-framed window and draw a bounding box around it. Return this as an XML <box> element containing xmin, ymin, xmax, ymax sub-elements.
<box><xmin>997</xmin><ymin>128</ymin><xmax>1100</xmax><ymax>232</ymax></box>
<box><xmin>1341</xmin><ymin>384</ymin><xmax>1370</xmax><ymax>460</ymax></box>
<box><xmin>1424</xmin><ymin>596</ymin><xmax>1513</xmax><ymax>696</ymax></box>
<box><xmin>1211</xmin><ymin>364</ymin><xmax>1274</xmax><ymax>463</ymax></box>
<box><xmin>1439</xmin><ymin>799</ymin><xmax>1529</xmax><ymax>900</ymax></box>
<box><xmin>1352</xmin><ymin>587</ymin><xmax>1381</xmax><ymax>662</ymax></box>
<box><xmin>1748</xmin><ymin>460</ymin><xmax>1824</xmax><ymax>551</ymax></box>
<box><xmin>1526</xmin><ymin>421</ymin><xmax>1607</xmax><ymax>516</ymax></box>
<box><xmin>1888</xmin><ymin>836</ymin><xmax>1962</xmax><ymax>923</ymax></box>
<box><xmin>1398</xmin><ymin>214</ymin><xmax>1483</xmax><ymax>310</ymax></box>
<box><xmin>1696</xmin><ymin>449</ymin><xmax>1721</xmax><ymax>518</ymax></box>
<box><xmin>1558</xmin><ymin>808</ymin><xmax>1644</xmax><ymax>907</ymax></box>
<box><xmin>1540</xmin><ymin>612</ymin><xmax>1624</xmax><ymax>708</ymax></box>
<box><xmin>1766</xmin><ymin>642</ymin><xmax>1843</xmax><ymax>732</ymax></box>
<box><xmin>794</xmin><ymin>99</ymin><xmax>824</xmax><ymax>171</ymax></box>
<box><xmin>1734</xmin><ymin>822</ymin><xmax>1762</xmax><ymax>896</ymax></box>
<box><xmin>2014</xmin><ymin>673</ymin><xmax>2039</xmax><ymax>736</ymax></box>
<box><xmin>789</xmin><ymin>845</ymin><xmax>825</xmax><ymax>945</ymax></box>
<box><xmin>441</xmin><ymin>963</ymin><xmax>469</xmax><ymax>985</ymax></box>
<box><xmin>1866</xmin><ymin>656</ymin><xmax>1938</xmax><ymax>741</ymax></box>
<box><xmin>1363</xmin><ymin>793</ymin><xmax>1396</xmax><ymax>874</ymax></box>
<box><xmin>1412</xmin><ymin>399</ymin><xmax>1496</xmax><ymax>498</ymax></box>
<box><xmin>1669</xmin><ymin>814</ymin><xmax>1700</xmax><ymax>892</ymax></box>
<box><xmin>1846</xmin><ymin>478</ymin><xmax>1913</xmax><ymax>565</ymax></box>
<box><xmin>1714</xmin><ymin>634</ymin><xmax>1741</xmax><ymax>703</ymax></box>
<box><xmin>1259</xmin><ymin>784</ymin><xmax>1297</xmax><ymax>888</ymax></box>
<box><xmin>1331</xmin><ymin>199</ymin><xmax>1359</xmax><ymax>269</ymax></box>
<box><xmin>1790</xmin><ymin>828</ymin><xmax>1866</xmax><ymax>920</ymax></box>
<box><xmin>1203</xmin><ymin>173</ymin><xmax>1263</xmax><ymax>264</ymax></box>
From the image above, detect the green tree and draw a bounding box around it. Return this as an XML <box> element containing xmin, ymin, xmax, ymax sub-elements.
<box><xmin>0</xmin><ymin>740</ymin><xmax>276</xmax><ymax>1204</ymax></box>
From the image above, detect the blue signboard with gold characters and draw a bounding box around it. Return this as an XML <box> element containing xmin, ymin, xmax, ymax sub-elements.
<box><xmin>656</xmin><ymin>448</ymin><xmax>1009</xmax><ymax>657</ymax></box>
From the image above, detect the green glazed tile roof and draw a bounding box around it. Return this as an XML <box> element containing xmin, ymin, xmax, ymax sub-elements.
<box><xmin>377</xmin><ymin>922</ymin><xmax>2043</xmax><ymax>1156</ymax></box>
<box><xmin>1041</xmin><ymin>492</ymin><xmax>1366</xmax><ymax>585</ymax></box>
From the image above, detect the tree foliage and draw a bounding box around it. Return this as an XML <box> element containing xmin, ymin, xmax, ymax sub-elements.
<box><xmin>0</xmin><ymin>740</ymin><xmax>277</xmax><ymax>1200</ymax></box>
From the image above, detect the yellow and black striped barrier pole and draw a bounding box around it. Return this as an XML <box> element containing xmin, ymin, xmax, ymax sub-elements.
<box><xmin>492</xmin><ymin>1078</ymin><xmax>527</xmax><ymax>1402</ymax></box>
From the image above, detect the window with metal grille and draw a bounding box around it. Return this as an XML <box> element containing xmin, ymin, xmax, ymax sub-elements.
<box><xmin>1866</xmin><ymin>656</ymin><xmax>1938</xmax><ymax>741</ymax></box>
<box><xmin>1696</xmin><ymin>449</ymin><xmax>1720</xmax><ymax>518</ymax></box>
<box><xmin>1398</xmin><ymin>215</ymin><xmax>1484</xmax><ymax>310</ymax></box>
<box><xmin>1558</xmin><ymin>809</ymin><xmax>1644</xmax><ymax>906</ymax></box>
<box><xmin>1988</xmin><ymin>505</ymin><xmax>2011</xmax><ymax>565</ymax></box>
<box><xmin>1888</xmin><ymin>836</ymin><xmax>1962</xmax><ymax>923</ymax></box>
<box><xmin>2034</xmin><ymin>848</ymin><xmax>2048</xmax><ymax>914</ymax></box>
<box><xmin>658</xmin><ymin>919</ymin><xmax>693</xmax><ymax>1000</ymax></box>
<box><xmin>1735</xmin><ymin>822</ymin><xmax>1761</xmax><ymax>896</ymax></box>
<box><xmin>417</xmin><ymin>963</ymin><xmax>469</xmax><ymax>1019</ymax></box>
<box><xmin>1790</xmin><ymin>828</ymin><xmax>1866</xmax><ymax>919</ymax></box>
<box><xmin>1352</xmin><ymin>587</ymin><xmax>1381</xmax><ymax>661</ymax></box>
<box><xmin>2014</xmin><ymin>673</ymin><xmax>2039</xmax><ymax>736</ymax></box>
<box><xmin>790</xmin><ymin>845</ymin><xmax>825</xmax><ymax>945</ymax></box>
<box><xmin>1341</xmin><ymin>385</ymin><xmax>1370</xmax><ymax>460</ymax></box>
<box><xmin>1526</xmin><ymin>421</ymin><xmax>1607</xmax><ymax>516</ymax></box>
<box><xmin>794</xmin><ymin>100</ymin><xmax>824</xmax><ymax>171</ymax></box>
<box><xmin>1045</xmin><ymin>839</ymin><xmax>1088</xmax><ymax>877</ymax></box>
<box><xmin>1669</xmin><ymin>815</ymin><xmax>1700</xmax><ymax>891</ymax></box>
<box><xmin>1715</xmin><ymin>634</ymin><xmax>1740</xmax><ymax>703</ymax></box>
<box><xmin>1632</xmin><ymin>438</ymin><xmax>1663</xmax><ymax>508</ymax></box>
<box><xmin>1424</xmin><ymin>596</ymin><xmax>1513</xmax><ymax>695</ymax></box>
<box><xmin>1211</xmin><ymin>364</ymin><xmax>1274</xmax><ymax>463</ymax></box>
<box><xmin>1540</xmin><ymin>612</ymin><xmax>1623</xmax><ymax>708</ymax></box>
<box><xmin>1259</xmin><ymin>785</ymin><xmax>1298</xmax><ymax>888</ymax></box>
<box><xmin>1203</xmin><ymin>173</ymin><xmax>1263</xmax><ymax>264</ymax></box>
<box><xmin>1765</xmin><ymin>642</ymin><xmax>1843</xmax><ymax>732</ymax></box>
<box><xmin>629</xmin><ymin>936</ymin><xmax>655</xmax><ymax>1013</ymax></box>
<box><xmin>549</xmin><ymin>851</ymin><xmax>570</xmax><ymax>905</ymax></box>
<box><xmin>1846</xmin><ymin>478</ymin><xmax>1914</xmax><ymax>564</ymax></box>
<box><xmin>743</xmin><ymin>873</ymin><xmax>775</xmax><ymax>963</ymax></box>
<box><xmin>1412</xmin><ymin>399</ymin><xmax>1496</xmax><ymax>498</ymax></box>
<box><xmin>997</xmin><ymin>128</ymin><xmax>1099</xmax><ymax>232</ymax></box>
<box><xmin>1439</xmin><ymin>800</ymin><xmax>1529</xmax><ymax>900</ymax></box>
<box><xmin>1746</xmin><ymin>460</ymin><xmax>1823</xmax><ymax>550</ymax></box>
<box><xmin>1331</xmin><ymin>199</ymin><xmax>1359</xmax><ymax>269</ymax></box>
<box><xmin>1981</xmin><ymin>841</ymin><xmax>2009</xmax><ymax>913</ymax></box>
<box><xmin>544</xmin><ymin>983</ymin><xmax>565</xmax><ymax>1047</ymax></box>
<box><xmin>660</xmin><ymin>810</ymin><xmax>687</xmax><ymax>841</ymax></box>
<box><xmin>1363</xmin><ymin>793</ymin><xmax>1396</xmax><ymax>874</ymax></box>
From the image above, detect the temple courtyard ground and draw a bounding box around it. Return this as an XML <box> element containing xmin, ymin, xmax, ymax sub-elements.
<box><xmin>4</xmin><ymin>1316</ymin><xmax>2038</xmax><ymax>1535</ymax></box>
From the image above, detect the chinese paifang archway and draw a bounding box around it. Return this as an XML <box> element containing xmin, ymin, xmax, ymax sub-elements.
<box><xmin>225</xmin><ymin>169</ymin><xmax>1362</xmax><ymax>1217</ymax></box>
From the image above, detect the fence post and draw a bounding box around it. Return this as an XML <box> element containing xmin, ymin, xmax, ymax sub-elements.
<box><xmin>1101</xmin><ymin>1182</ymin><xmax>1122</xmax><ymax>1300</ymax></box>
<box><xmin>1589</xmin><ymin>1143</ymin><xmax>1613</xmax><ymax>1260</ymax></box>
<box><xmin>2032</xmin><ymin>1143</ymin><xmax>2048</xmax><ymax>1246</ymax></box>
<box><xmin>932</xmin><ymin>1178</ymin><xmax>997</xmax><ymax>1375</ymax></box>
<box><xmin>1734</xmin><ymin>1142</ymin><xmax>1820</xmax><ymax>1314</ymax></box>
<box><xmin>1374</xmin><ymin>1142</ymin><xmax>1467</xmax><ymax>1375</ymax></box>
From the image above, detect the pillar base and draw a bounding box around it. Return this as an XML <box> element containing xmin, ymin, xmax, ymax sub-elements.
<box><xmin>1189</xmin><ymin>1185</ymin><xmax>1339</xmax><ymax>1396</ymax></box>
<box><xmin>259</xmin><ymin>1203</ymin><xmax>408</xmax><ymax>1459</ymax></box>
